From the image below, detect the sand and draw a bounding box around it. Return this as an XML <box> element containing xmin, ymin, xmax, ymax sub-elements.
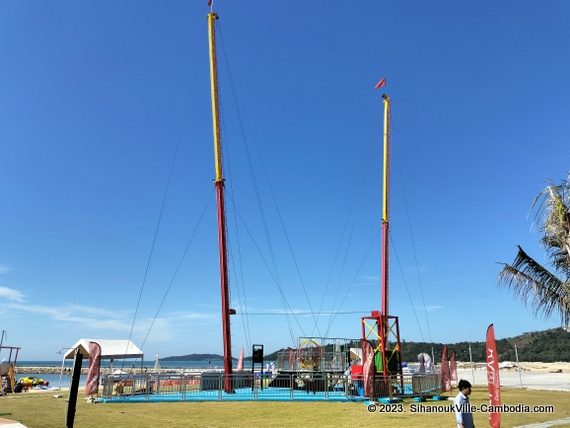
<box><xmin>457</xmin><ymin>362</ymin><xmax>570</xmax><ymax>391</ymax></box>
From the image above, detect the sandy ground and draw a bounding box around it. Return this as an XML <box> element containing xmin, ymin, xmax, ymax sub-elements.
<box><xmin>515</xmin><ymin>362</ymin><xmax>570</xmax><ymax>373</ymax></box>
<box><xmin>457</xmin><ymin>361</ymin><xmax>570</xmax><ymax>373</ymax></box>
<box><xmin>457</xmin><ymin>362</ymin><xmax>570</xmax><ymax>391</ymax></box>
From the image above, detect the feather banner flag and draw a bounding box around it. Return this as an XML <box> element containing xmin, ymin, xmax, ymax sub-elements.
<box><xmin>375</xmin><ymin>77</ymin><xmax>386</xmax><ymax>89</ymax></box>
<box><xmin>440</xmin><ymin>344</ymin><xmax>451</xmax><ymax>392</ymax></box>
<box><xmin>450</xmin><ymin>350</ymin><xmax>458</xmax><ymax>382</ymax></box>
<box><xmin>85</xmin><ymin>341</ymin><xmax>101</xmax><ymax>396</ymax></box>
<box><xmin>486</xmin><ymin>324</ymin><xmax>501</xmax><ymax>428</ymax></box>
<box><xmin>237</xmin><ymin>348</ymin><xmax>244</xmax><ymax>372</ymax></box>
<box><xmin>425</xmin><ymin>352</ymin><xmax>434</xmax><ymax>373</ymax></box>
<box><xmin>288</xmin><ymin>347</ymin><xmax>295</xmax><ymax>369</ymax></box>
<box><xmin>418</xmin><ymin>353</ymin><xmax>425</xmax><ymax>373</ymax></box>
<box><xmin>361</xmin><ymin>339</ymin><xmax>376</xmax><ymax>398</ymax></box>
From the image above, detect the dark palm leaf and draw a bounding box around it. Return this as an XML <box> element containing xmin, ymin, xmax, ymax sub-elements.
<box><xmin>498</xmin><ymin>246</ymin><xmax>570</xmax><ymax>326</ymax></box>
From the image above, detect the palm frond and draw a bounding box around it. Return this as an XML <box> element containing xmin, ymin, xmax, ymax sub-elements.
<box><xmin>531</xmin><ymin>177</ymin><xmax>570</xmax><ymax>273</ymax></box>
<box><xmin>498</xmin><ymin>246</ymin><xmax>570</xmax><ymax>326</ymax></box>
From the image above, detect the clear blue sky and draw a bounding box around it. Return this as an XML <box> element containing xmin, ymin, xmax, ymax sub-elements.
<box><xmin>1</xmin><ymin>1</ymin><xmax>569</xmax><ymax>362</ymax></box>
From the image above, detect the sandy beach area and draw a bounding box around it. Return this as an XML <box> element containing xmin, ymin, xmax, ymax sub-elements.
<box><xmin>457</xmin><ymin>361</ymin><xmax>570</xmax><ymax>373</ymax></box>
<box><xmin>457</xmin><ymin>362</ymin><xmax>570</xmax><ymax>391</ymax></box>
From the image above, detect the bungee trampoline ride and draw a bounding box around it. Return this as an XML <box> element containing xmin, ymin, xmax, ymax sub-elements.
<box><xmin>67</xmin><ymin>3</ymin><xmax>442</xmax><ymax>406</ymax></box>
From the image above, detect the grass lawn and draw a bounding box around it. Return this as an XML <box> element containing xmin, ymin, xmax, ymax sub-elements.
<box><xmin>1</xmin><ymin>387</ymin><xmax>569</xmax><ymax>428</ymax></box>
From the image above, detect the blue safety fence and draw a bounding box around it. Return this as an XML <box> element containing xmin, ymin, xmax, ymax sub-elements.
<box><xmin>97</xmin><ymin>371</ymin><xmax>441</xmax><ymax>403</ymax></box>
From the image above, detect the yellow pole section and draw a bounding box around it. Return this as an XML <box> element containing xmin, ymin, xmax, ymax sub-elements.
<box><xmin>382</xmin><ymin>95</ymin><xmax>390</xmax><ymax>222</ymax></box>
<box><xmin>208</xmin><ymin>12</ymin><xmax>223</xmax><ymax>182</ymax></box>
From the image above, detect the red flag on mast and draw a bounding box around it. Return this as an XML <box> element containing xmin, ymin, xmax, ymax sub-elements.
<box><xmin>207</xmin><ymin>0</ymin><xmax>213</xmax><ymax>7</ymax></box>
<box><xmin>85</xmin><ymin>341</ymin><xmax>101</xmax><ymax>396</ymax></box>
<box><xmin>440</xmin><ymin>344</ymin><xmax>451</xmax><ymax>392</ymax></box>
<box><xmin>375</xmin><ymin>77</ymin><xmax>386</xmax><ymax>89</ymax></box>
<box><xmin>486</xmin><ymin>324</ymin><xmax>501</xmax><ymax>428</ymax></box>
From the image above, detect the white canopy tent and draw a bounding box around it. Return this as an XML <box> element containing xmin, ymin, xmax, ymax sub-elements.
<box><xmin>63</xmin><ymin>339</ymin><xmax>144</xmax><ymax>362</ymax></box>
<box><xmin>55</xmin><ymin>339</ymin><xmax>144</xmax><ymax>395</ymax></box>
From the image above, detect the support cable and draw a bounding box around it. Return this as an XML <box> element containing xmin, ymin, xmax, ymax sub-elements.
<box><xmin>225</xmin><ymin>192</ymin><xmax>308</xmax><ymax>338</ymax></box>
<box><xmin>325</xmin><ymin>228</ymin><xmax>381</xmax><ymax>336</ymax></box>
<box><xmin>218</xmin><ymin>23</ymin><xmax>304</xmax><ymax>344</ymax></box>
<box><xmin>127</xmin><ymin>29</ymin><xmax>205</xmax><ymax>358</ymax></box>
<box><xmin>140</xmin><ymin>190</ymin><xmax>215</xmax><ymax>349</ymax></box>
<box><xmin>393</xmin><ymin>123</ymin><xmax>433</xmax><ymax>343</ymax></box>
<box><xmin>216</xmin><ymin>64</ymin><xmax>253</xmax><ymax>353</ymax></box>
<box><xmin>389</xmin><ymin>235</ymin><xmax>426</xmax><ymax>342</ymax></box>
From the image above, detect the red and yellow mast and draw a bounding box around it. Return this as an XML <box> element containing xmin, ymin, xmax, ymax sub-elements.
<box><xmin>360</xmin><ymin>90</ymin><xmax>403</xmax><ymax>395</ymax></box>
<box><xmin>207</xmin><ymin>10</ymin><xmax>233</xmax><ymax>393</ymax></box>
<box><xmin>381</xmin><ymin>94</ymin><xmax>390</xmax><ymax>315</ymax></box>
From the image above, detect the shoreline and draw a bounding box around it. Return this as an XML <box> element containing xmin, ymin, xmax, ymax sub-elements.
<box><xmin>13</xmin><ymin>361</ymin><xmax>570</xmax><ymax>375</ymax></box>
<box><xmin>13</xmin><ymin>366</ymin><xmax>224</xmax><ymax>375</ymax></box>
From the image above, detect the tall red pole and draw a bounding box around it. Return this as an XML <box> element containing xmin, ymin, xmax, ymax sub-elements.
<box><xmin>208</xmin><ymin>11</ymin><xmax>233</xmax><ymax>393</ymax></box>
<box><xmin>381</xmin><ymin>94</ymin><xmax>391</xmax><ymax>316</ymax></box>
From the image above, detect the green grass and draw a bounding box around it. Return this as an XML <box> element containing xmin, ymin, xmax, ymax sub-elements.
<box><xmin>1</xmin><ymin>387</ymin><xmax>569</xmax><ymax>428</ymax></box>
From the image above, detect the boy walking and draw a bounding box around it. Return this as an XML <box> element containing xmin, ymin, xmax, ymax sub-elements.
<box><xmin>454</xmin><ymin>379</ymin><xmax>474</xmax><ymax>428</ymax></box>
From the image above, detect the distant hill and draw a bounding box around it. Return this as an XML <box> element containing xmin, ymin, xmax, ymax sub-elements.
<box><xmin>163</xmin><ymin>328</ymin><xmax>570</xmax><ymax>363</ymax></box>
<box><xmin>261</xmin><ymin>328</ymin><xmax>570</xmax><ymax>363</ymax></box>
<box><xmin>399</xmin><ymin>328</ymin><xmax>570</xmax><ymax>363</ymax></box>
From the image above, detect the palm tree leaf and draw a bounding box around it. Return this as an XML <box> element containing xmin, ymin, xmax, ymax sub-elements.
<box><xmin>498</xmin><ymin>246</ymin><xmax>570</xmax><ymax>325</ymax></box>
<box><xmin>531</xmin><ymin>177</ymin><xmax>570</xmax><ymax>274</ymax></box>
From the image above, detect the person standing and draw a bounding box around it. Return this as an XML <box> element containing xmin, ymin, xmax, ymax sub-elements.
<box><xmin>454</xmin><ymin>379</ymin><xmax>474</xmax><ymax>428</ymax></box>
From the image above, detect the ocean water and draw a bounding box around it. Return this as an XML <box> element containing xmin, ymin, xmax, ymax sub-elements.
<box><xmin>17</xmin><ymin>360</ymin><xmax>232</xmax><ymax>370</ymax></box>
<box><xmin>15</xmin><ymin>360</ymin><xmax>259</xmax><ymax>389</ymax></box>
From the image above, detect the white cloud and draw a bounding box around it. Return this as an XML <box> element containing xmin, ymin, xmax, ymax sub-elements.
<box><xmin>2</xmin><ymin>300</ymin><xmax>217</xmax><ymax>342</ymax></box>
<box><xmin>0</xmin><ymin>286</ymin><xmax>25</xmax><ymax>302</ymax></box>
<box><xmin>352</xmin><ymin>275</ymin><xmax>380</xmax><ymax>287</ymax></box>
<box><xmin>414</xmin><ymin>305</ymin><xmax>443</xmax><ymax>312</ymax></box>
<box><xmin>4</xmin><ymin>302</ymin><xmax>130</xmax><ymax>331</ymax></box>
<box><xmin>180</xmin><ymin>312</ymin><xmax>215</xmax><ymax>319</ymax></box>
<box><xmin>0</xmin><ymin>265</ymin><xmax>10</xmax><ymax>274</ymax></box>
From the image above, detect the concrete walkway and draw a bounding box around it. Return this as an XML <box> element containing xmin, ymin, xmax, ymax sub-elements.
<box><xmin>515</xmin><ymin>417</ymin><xmax>570</xmax><ymax>427</ymax></box>
<box><xmin>0</xmin><ymin>418</ymin><xmax>27</xmax><ymax>428</ymax></box>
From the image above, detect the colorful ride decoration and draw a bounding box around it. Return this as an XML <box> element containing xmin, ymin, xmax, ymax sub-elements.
<box><xmin>360</xmin><ymin>310</ymin><xmax>404</xmax><ymax>398</ymax></box>
<box><xmin>361</xmin><ymin>311</ymin><xmax>403</xmax><ymax>376</ymax></box>
<box><xmin>297</xmin><ymin>339</ymin><xmax>322</xmax><ymax>369</ymax></box>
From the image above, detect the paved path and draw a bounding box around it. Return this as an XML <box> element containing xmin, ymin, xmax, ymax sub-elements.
<box><xmin>0</xmin><ymin>418</ymin><xmax>27</xmax><ymax>428</ymax></box>
<box><xmin>515</xmin><ymin>416</ymin><xmax>570</xmax><ymax>427</ymax></box>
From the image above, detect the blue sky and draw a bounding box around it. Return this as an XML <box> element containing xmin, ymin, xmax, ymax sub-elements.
<box><xmin>1</xmin><ymin>1</ymin><xmax>570</xmax><ymax>362</ymax></box>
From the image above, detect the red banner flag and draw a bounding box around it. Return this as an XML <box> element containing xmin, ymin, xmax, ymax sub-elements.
<box><xmin>207</xmin><ymin>0</ymin><xmax>213</xmax><ymax>7</ymax></box>
<box><xmin>440</xmin><ymin>344</ymin><xmax>451</xmax><ymax>392</ymax></box>
<box><xmin>288</xmin><ymin>347</ymin><xmax>295</xmax><ymax>369</ymax></box>
<box><xmin>85</xmin><ymin>341</ymin><xmax>101</xmax><ymax>396</ymax></box>
<box><xmin>374</xmin><ymin>77</ymin><xmax>386</xmax><ymax>89</ymax></box>
<box><xmin>361</xmin><ymin>339</ymin><xmax>376</xmax><ymax>398</ymax></box>
<box><xmin>486</xmin><ymin>324</ymin><xmax>501</xmax><ymax>428</ymax></box>
<box><xmin>450</xmin><ymin>350</ymin><xmax>458</xmax><ymax>381</ymax></box>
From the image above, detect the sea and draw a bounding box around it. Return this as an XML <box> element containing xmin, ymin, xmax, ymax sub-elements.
<box><xmin>15</xmin><ymin>360</ymin><xmax>257</xmax><ymax>389</ymax></box>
